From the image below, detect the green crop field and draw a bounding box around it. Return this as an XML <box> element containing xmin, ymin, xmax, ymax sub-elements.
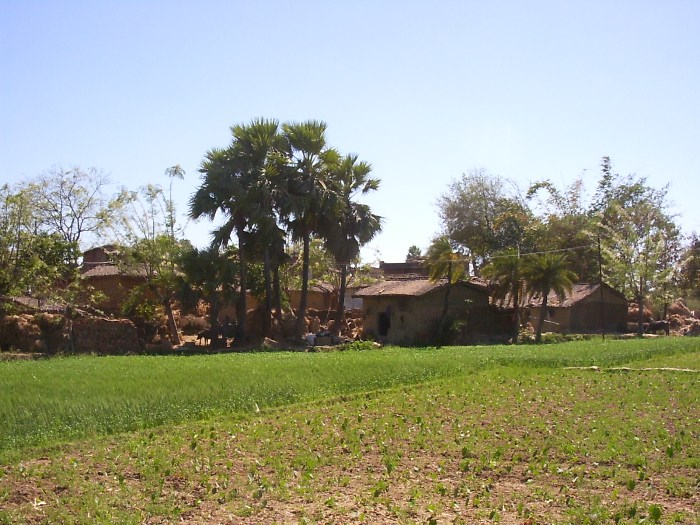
<box><xmin>0</xmin><ymin>338</ymin><xmax>698</xmax><ymax>524</ymax></box>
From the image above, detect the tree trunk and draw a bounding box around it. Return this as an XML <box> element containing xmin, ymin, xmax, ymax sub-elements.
<box><xmin>636</xmin><ymin>293</ymin><xmax>645</xmax><ymax>338</ymax></box>
<box><xmin>237</xmin><ymin>232</ymin><xmax>247</xmax><ymax>343</ymax></box>
<box><xmin>208</xmin><ymin>299</ymin><xmax>220</xmax><ymax>347</ymax></box>
<box><xmin>512</xmin><ymin>287</ymin><xmax>520</xmax><ymax>343</ymax></box>
<box><xmin>163</xmin><ymin>297</ymin><xmax>181</xmax><ymax>346</ymax></box>
<box><xmin>438</xmin><ymin>263</ymin><xmax>452</xmax><ymax>342</ymax></box>
<box><xmin>636</xmin><ymin>275</ymin><xmax>645</xmax><ymax>338</ymax></box>
<box><xmin>262</xmin><ymin>246</ymin><xmax>272</xmax><ymax>337</ymax></box>
<box><xmin>332</xmin><ymin>263</ymin><xmax>348</xmax><ymax>336</ymax></box>
<box><xmin>294</xmin><ymin>231</ymin><xmax>310</xmax><ymax>339</ymax></box>
<box><xmin>273</xmin><ymin>264</ymin><xmax>283</xmax><ymax>323</ymax></box>
<box><xmin>535</xmin><ymin>293</ymin><xmax>548</xmax><ymax>343</ymax></box>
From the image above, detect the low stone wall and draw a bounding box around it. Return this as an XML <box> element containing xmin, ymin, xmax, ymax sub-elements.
<box><xmin>71</xmin><ymin>317</ymin><xmax>142</xmax><ymax>354</ymax></box>
<box><xmin>0</xmin><ymin>314</ymin><xmax>142</xmax><ymax>354</ymax></box>
<box><xmin>0</xmin><ymin>314</ymin><xmax>46</xmax><ymax>352</ymax></box>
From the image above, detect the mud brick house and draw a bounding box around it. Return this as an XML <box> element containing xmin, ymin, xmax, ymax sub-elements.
<box><xmin>80</xmin><ymin>245</ymin><xmax>148</xmax><ymax>314</ymax></box>
<box><xmin>288</xmin><ymin>282</ymin><xmax>337</xmax><ymax>311</ymax></box>
<box><xmin>522</xmin><ymin>282</ymin><xmax>628</xmax><ymax>333</ymax></box>
<box><xmin>353</xmin><ymin>278</ymin><xmax>491</xmax><ymax>345</ymax></box>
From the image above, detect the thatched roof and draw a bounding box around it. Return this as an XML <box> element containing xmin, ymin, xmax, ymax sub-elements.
<box><xmin>353</xmin><ymin>278</ymin><xmax>489</xmax><ymax>298</ymax></box>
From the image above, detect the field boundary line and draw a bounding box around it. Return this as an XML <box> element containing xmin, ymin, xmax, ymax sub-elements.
<box><xmin>564</xmin><ymin>366</ymin><xmax>699</xmax><ymax>373</ymax></box>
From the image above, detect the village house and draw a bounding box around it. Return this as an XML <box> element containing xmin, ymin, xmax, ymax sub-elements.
<box><xmin>353</xmin><ymin>278</ymin><xmax>491</xmax><ymax>345</ymax></box>
<box><xmin>288</xmin><ymin>282</ymin><xmax>337</xmax><ymax>311</ymax></box>
<box><xmin>378</xmin><ymin>260</ymin><xmax>428</xmax><ymax>279</ymax></box>
<box><xmin>80</xmin><ymin>245</ymin><xmax>148</xmax><ymax>314</ymax></box>
<box><xmin>521</xmin><ymin>282</ymin><xmax>628</xmax><ymax>334</ymax></box>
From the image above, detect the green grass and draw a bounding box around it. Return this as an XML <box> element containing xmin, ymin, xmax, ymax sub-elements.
<box><xmin>0</xmin><ymin>341</ymin><xmax>697</xmax><ymax>524</ymax></box>
<box><xmin>1</xmin><ymin>337</ymin><xmax>699</xmax><ymax>457</ymax></box>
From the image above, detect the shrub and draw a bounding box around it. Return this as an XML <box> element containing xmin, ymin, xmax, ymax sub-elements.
<box><xmin>337</xmin><ymin>340</ymin><xmax>378</xmax><ymax>352</ymax></box>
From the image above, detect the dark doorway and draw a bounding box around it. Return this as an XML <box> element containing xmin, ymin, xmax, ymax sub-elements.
<box><xmin>378</xmin><ymin>312</ymin><xmax>391</xmax><ymax>336</ymax></box>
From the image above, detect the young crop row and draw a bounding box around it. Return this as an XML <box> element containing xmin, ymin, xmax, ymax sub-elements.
<box><xmin>0</xmin><ymin>337</ymin><xmax>698</xmax><ymax>456</ymax></box>
<box><xmin>0</xmin><ymin>351</ymin><xmax>697</xmax><ymax>524</ymax></box>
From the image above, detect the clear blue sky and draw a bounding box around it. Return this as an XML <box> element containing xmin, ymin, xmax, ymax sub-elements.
<box><xmin>2</xmin><ymin>1</ymin><xmax>699</xmax><ymax>263</ymax></box>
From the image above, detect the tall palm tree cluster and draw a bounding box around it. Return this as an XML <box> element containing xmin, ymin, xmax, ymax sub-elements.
<box><xmin>189</xmin><ymin>118</ymin><xmax>382</xmax><ymax>342</ymax></box>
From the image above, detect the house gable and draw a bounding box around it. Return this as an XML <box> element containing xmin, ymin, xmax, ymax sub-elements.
<box><xmin>525</xmin><ymin>282</ymin><xmax>628</xmax><ymax>333</ymax></box>
<box><xmin>355</xmin><ymin>279</ymin><xmax>492</xmax><ymax>345</ymax></box>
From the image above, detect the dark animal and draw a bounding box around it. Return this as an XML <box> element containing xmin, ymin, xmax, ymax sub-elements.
<box><xmin>645</xmin><ymin>320</ymin><xmax>670</xmax><ymax>335</ymax></box>
<box><xmin>197</xmin><ymin>329</ymin><xmax>215</xmax><ymax>346</ymax></box>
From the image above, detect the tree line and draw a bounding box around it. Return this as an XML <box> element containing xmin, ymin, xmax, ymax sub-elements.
<box><xmin>0</xmin><ymin>119</ymin><xmax>382</xmax><ymax>344</ymax></box>
<box><xmin>2</xmin><ymin>126</ymin><xmax>699</xmax><ymax>345</ymax></box>
<box><xmin>420</xmin><ymin>157</ymin><xmax>699</xmax><ymax>341</ymax></box>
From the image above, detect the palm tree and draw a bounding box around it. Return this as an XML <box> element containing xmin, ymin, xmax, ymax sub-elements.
<box><xmin>190</xmin><ymin>118</ymin><xmax>285</xmax><ymax>342</ymax></box>
<box><xmin>481</xmin><ymin>248</ymin><xmax>524</xmax><ymax>342</ymax></box>
<box><xmin>280</xmin><ymin>120</ymin><xmax>342</xmax><ymax>339</ymax></box>
<box><xmin>190</xmin><ymin>147</ymin><xmax>251</xmax><ymax>341</ymax></box>
<box><xmin>426</xmin><ymin>235</ymin><xmax>467</xmax><ymax>341</ymax></box>
<box><xmin>522</xmin><ymin>252</ymin><xmax>578</xmax><ymax>343</ymax></box>
<box><xmin>322</xmin><ymin>154</ymin><xmax>382</xmax><ymax>335</ymax></box>
<box><xmin>231</xmin><ymin>119</ymin><xmax>288</xmax><ymax>337</ymax></box>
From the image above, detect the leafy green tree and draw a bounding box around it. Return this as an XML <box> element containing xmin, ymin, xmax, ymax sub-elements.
<box><xmin>426</xmin><ymin>235</ymin><xmax>467</xmax><ymax>341</ymax></box>
<box><xmin>481</xmin><ymin>248</ymin><xmax>524</xmax><ymax>341</ymax></box>
<box><xmin>437</xmin><ymin>168</ymin><xmax>531</xmax><ymax>273</ymax></box>
<box><xmin>24</xmin><ymin>166</ymin><xmax>120</xmax><ymax>264</ymax></box>
<box><xmin>191</xmin><ymin>146</ymin><xmax>250</xmax><ymax>340</ymax></box>
<box><xmin>116</xmin><ymin>171</ymin><xmax>190</xmax><ymax>344</ymax></box>
<box><xmin>164</xmin><ymin>164</ymin><xmax>186</xmax><ymax>243</ymax></box>
<box><xmin>406</xmin><ymin>245</ymin><xmax>422</xmax><ymax>262</ymax></box>
<box><xmin>591</xmin><ymin>158</ymin><xmax>681</xmax><ymax>330</ymax></box>
<box><xmin>0</xmin><ymin>184</ymin><xmax>78</xmax><ymax>303</ymax></box>
<box><xmin>678</xmin><ymin>235</ymin><xmax>700</xmax><ymax>301</ymax></box>
<box><xmin>522</xmin><ymin>252</ymin><xmax>578</xmax><ymax>343</ymax></box>
<box><xmin>178</xmin><ymin>245</ymin><xmax>239</xmax><ymax>344</ymax></box>
<box><xmin>524</xmin><ymin>157</ymin><xmax>682</xmax><ymax>327</ymax></box>
<box><xmin>0</xmin><ymin>184</ymin><xmax>34</xmax><ymax>297</ymax></box>
<box><xmin>233</xmin><ymin>120</ymin><xmax>288</xmax><ymax>336</ymax></box>
<box><xmin>526</xmin><ymin>178</ymin><xmax>598</xmax><ymax>282</ymax></box>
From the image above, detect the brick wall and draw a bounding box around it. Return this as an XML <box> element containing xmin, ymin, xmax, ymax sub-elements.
<box><xmin>71</xmin><ymin>318</ymin><xmax>142</xmax><ymax>354</ymax></box>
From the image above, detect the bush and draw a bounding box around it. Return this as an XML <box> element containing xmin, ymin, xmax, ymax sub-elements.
<box><xmin>337</xmin><ymin>340</ymin><xmax>378</xmax><ymax>352</ymax></box>
<box><xmin>518</xmin><ymin>331</ymin><xmax>595</xmax><ymax>345</ymax></box>
<box><xmin>34</xmin><ymin>313</ymin><xmax>65</xmax><ymax>334</ymax></box>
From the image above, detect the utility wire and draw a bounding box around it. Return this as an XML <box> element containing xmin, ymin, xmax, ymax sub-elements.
<box><xmin>439</xmin><ymin>243</ymin><xmax>599</xmax><ymax>262</ymax></box>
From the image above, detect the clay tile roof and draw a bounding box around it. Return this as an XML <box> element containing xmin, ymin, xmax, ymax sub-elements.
<box><xmin>524</xmin><ymin>283</ymin><xmax>626</xmax><ymax>308</ymax></box>
<box><xmin>309</xmin><ymin>282</ymin><xmax>335</xmax><ymax>293</ymax></box>
<box><xmin>353</xmin><ymin>278</ymin><xmax>488</xmax><ymax>298</ymax></box>
<box><xmin>81</xmin><ymin>263</ymin><xmax>148</xmax><ymax>279</ymax></box>
<box><xmin>5</xmin><ymin>295</ymin><xmax>65</xmax><ymax>313</ymax></box>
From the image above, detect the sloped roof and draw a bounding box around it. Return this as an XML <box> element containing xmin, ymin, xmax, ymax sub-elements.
<box><xmin>310</xmin><ymin>282</ymin><xmax>335</xmax><ymax>294</ymax></box>
<box><xmin>81</xmin><ymin>262</ymin><xmax>148</xmax><ymax>279</ymax></box>
<box><xmin>525</xmin><ymin>283</ymin><xmax>627</xmax><ymax>308</ymax></box>
<box><xmin>379</xmin><ymin>260</ymin><xmax>429</xmax><ymax>277</ymax></box>
<box><xmin>353</xmin><ymin>278</ymin><xmax>488</xmax><ymax>298</ymax></box>
<box><xmin>288</xmin><ymin>282</ymin><xmax>336</xmax><ymax>294</ymax></box>
<box><xmin>3</xmin><ymin>295</ymin><xmax>65</xmax><ymax>313</ymax></box>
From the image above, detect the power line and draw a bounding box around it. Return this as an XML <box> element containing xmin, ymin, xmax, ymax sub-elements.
<box><xmin>479</xmin><ymin>243</ymin><xmax>598</xmax><ymax>260</ymax></box>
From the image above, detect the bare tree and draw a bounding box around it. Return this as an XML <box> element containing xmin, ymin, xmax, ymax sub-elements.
<box><xmin>25</xmin><ymin>166</ymin><xmax>119</xmax><ymax>263</ymax></box>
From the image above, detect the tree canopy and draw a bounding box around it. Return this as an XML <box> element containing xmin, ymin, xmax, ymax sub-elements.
<box><xmin>190</xmin><ymin>118</ymin><xmax>381</xmax><ymax>341</ymax></box>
